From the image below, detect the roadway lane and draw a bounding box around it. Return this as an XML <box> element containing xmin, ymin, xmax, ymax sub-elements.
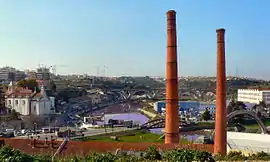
<box><xmin>14</xmin><ymin>127</ymin><xmax>137</xmax><ymax>141</ymax></box>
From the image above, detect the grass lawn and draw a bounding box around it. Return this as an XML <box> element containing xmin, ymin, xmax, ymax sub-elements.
<box><xmin>83</xmin><ymin>132</ymin><xmax>190</xmax><ymax>144</ymax></box>
<box><xmin>244</xmin><ymin>120</ymin><xmax>270</xmax><ymax>129</ymax></box>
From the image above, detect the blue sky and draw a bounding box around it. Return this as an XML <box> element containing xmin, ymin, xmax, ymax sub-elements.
<box><xmin>0</xmin><ymin>1</ymin><xmax>269</xmax><ymax>78</ymax></box>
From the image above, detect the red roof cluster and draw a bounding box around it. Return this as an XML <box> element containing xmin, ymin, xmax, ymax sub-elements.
<box><xmin>5</xmin><ymin>87</ymin><xmax>42</xmax><ymax>98</ymax></box>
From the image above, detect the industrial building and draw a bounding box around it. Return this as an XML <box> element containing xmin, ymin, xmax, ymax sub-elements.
<box><xmin>154</xmin><ymin>100</ymin><xmax>243</xmax><ymax>115</ymax></box>
<box><xmin>154</xmin><ymin>101</ymin><xmax>215</xmax><ymax>115</ymax></box>
<box><xmin>237</xmin><ymin>88</ymin><xmax>270</xmax><ymax>104</ymax></box>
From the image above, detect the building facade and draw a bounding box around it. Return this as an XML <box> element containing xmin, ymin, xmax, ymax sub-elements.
<box><xmin>0</xmin><ymin>67</ymin><xmax>26</xmax><ymax>81</ymax></box>
<box><xmin>153</xmin><ymin>100</ymin><xmax>232</xmax><ymax>115</ymax></box>
<box><xmin>36</xmin><ymin>67</ymin><xmax>50</xmax><ymax>81</ymax></box>
<box><xmin>237</xmin><ymin>89</ymin><xmax>270</xmax><ymax>104</ymax></box>
<box><xmin>5</xmin><ymin>82</ymin><xmax>55</xmax><ymax>116</ymax></box>
<box><xmin>154</xmin><ymin>101</ymin><xmax>201</xmax><ymax>117</ymax></box>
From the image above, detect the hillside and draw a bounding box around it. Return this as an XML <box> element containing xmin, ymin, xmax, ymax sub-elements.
<box><xmin>179</xmin><ymin>77</ymin><xmax>270</xmax><ymax>101</ymax></box>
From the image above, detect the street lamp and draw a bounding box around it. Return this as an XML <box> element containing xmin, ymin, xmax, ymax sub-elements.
<box><xmin>54</xmin><ymin>120</ymin><xmax>57</xmax><ymax>133</ymax></box>
<box><xmin>34</xmin><ymin>123</ymin><xmax>37</xmax><ymax>136</ymax></box>
<box><xmin>103</xmin><ymin>113</ymin><xmax>107</xmax><ymax>134</ymax></box>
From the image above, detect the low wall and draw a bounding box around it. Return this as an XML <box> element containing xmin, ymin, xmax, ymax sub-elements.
<box><xmin>227</xmin><ymin>131</ymin><xmax>270</xmax><ymax>142</ymax></box>
<box><xmin>0</xmin><ymin>138</ymin><xmax>213</xmax><ymax>157</ymax></box>
<box><xmin>227</xmin><ymin>131</ymin><xmax>270</xmax><ymax>153</ymax></box>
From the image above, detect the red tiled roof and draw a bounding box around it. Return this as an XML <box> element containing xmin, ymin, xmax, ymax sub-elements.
<box><xmin>6</xmin><ymin>92</ymin><xmax>34</xmax><ymax>98</ymax></box>
<box><xmin>5</xmin><ymin>87</ymin><xmax>35</xmax><ymax>98</ymax></box>
<box><xmin>5</xmin><ymin>88</ymin><xmax>44</xmax><ymax>98</ymax></box>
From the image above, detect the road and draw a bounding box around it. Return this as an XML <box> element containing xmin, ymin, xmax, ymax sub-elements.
<box><xmin>56</xmin><ymin>99</ymin><xmax>126</xmax><ymax>126</ymax></box>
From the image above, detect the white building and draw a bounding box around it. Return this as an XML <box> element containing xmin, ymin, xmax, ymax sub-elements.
<box><xmin>87</xmin><ymin>94</ymin><xmax>102</xmax><ymax>105</ymax></box>
<box><xmin>5</xmin><ymin>81</ymin><xmax>55</xmax><ymax>116</ymax></box>
<box><xmin>237</xmin><ymin>88</ymin><xmax>270</xmax><ymax>104</ymax></box>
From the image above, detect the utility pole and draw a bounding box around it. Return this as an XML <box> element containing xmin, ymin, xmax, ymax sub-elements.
<box><xmin>96</xmin><ymin>67</ymin><xmax>100</xmax><ymax>77</ymax></box>
<box><xmin>103</xmin><ymin>65</ymin><xmax>108</xmax><ymax>77</ymax></box>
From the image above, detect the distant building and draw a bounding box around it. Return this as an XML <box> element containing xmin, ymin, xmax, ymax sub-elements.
<box><xmin>153</xmin><ymin>100</ymin><xmax>231</xmax><ymax>115</ymax></box>
<box><xmin>87</xmin><ymin>94</ymin><xmax>102</xmax><ymax>105</ymax></box>
<box><xmin>36</xmin><ymin>67</ymin><xmax>50</xmax><ymax>81</ymax></box>
<box><xmin>27</xmin><ymin>71</ymin><xmax>37</xmax><ymax>80</ymax></box>
<box><xmin>154</xmin><ymin>101</ymin><xmax>200</xmax><ymax>113</ymax></box>
<box><xmin>14</xmin><ymin>70</ymin><xmax>26</xmax><ymax>81</ymax></box>
<box><xmin>5</xmin><ymin>82</ymin><xmax>55</xmax><ymax>116</ymax></box>
<box><xmin>237</xmin><ymin>88</ymin><xmax>270</xmax><ymax>104</ymax></box>
<box><xmin>0</xmin><ymin>67</ymin><xmax>26</xmax><ymax>81</ymax></box>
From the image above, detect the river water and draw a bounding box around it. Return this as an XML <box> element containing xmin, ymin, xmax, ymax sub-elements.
<box><xmin>90</xmin><ymin>101</ymin><xmax>142</xmax><ymax>116</ymax></box>
<box><xmin>90</xmin><ymin>101</ymin><xmax>211</xmax><ymax>143</ymax></box>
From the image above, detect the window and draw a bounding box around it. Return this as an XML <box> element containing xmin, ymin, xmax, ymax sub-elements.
<box><xmin>15</xmin><ymin>100</ymin><xmax>18</xmax><ymax>105</ymax></box>
<box><xmin>22</xmin><ymin>100</ymin><xmax>25</xmax><ymax>105</ymax></box>
<box><xmin>8</xmin><ymin>100</ymin><xmax>11</xmax><ymax>105</ymax></box>
<box><xmin>33</xmin><ymin>106</ymin><xmax>36</xmax><ymax>113</ymax></box>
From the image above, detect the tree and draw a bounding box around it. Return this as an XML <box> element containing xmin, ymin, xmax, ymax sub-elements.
<box><xmin>257</xmin><ymin>111</ymin><xmax>262</xmax><ymax>119</ymax></box>
<box><xmin>259</xmin><ymin>101</ymin><xmax>267</xmax><ymax>108</ymax></box>
<box><xmin>17</xmin><ymin>79</ymin><xmax>38</xmax><ymax>92</ymax></box>
<box><xmin>227</xmin><ymin>100</ymin><xmax>246</xmax><ymax>114</ymax></box>
<box><xmin>10</xmin><ymin>109</ymin><xmax>19</xmax><ymax>120</ymax></box>
<box><xmin>252</xmin><ymin>104</ymin><xmax>257</xmax><ymax>112</ymax></box>
<box><xmin>0</xmin><ymin>85</ymin><xmax>5</xmax><ymax>114</ymax></box>
<box><xmin>202</xmin><ymin>108</ymin><xmax>211</xmax><ymax>121</ymax></box>
<box><xmin>48</xmin><ymin>80</ymin><xmax>56</xmax><ymax>92</ymax></box>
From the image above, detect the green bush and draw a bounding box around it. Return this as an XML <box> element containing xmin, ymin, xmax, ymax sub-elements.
<box><xmin>214</xmin><ymin>151</ymin><xmax>270</xmax><ymax>161</ymax></box>
<box><xmin>87</xmin><ymin>152</ymin><xmax>117</xmax><ymax>162</ymax></box>
<box><xmin>163</xmin><ymin>149</ymin><xmax>214</xmax><ymax>162</ymax></box>
<box><xmin>143</xmin><ymin>146</ymin><xmax>162</xmax><ymax>160</ymax></box>
<box><xmin>0</xmin><ymin>146</ymin><xmax>34</xmax><ymax>162</ymax></box>
<box><xmin>3</xmin><ymin>145</ymin><xmax>270</xmax><ymax>161</ymax></box>
<box><xmin>226</xmin><ymin>151</ymin><xmax>247</xmax><ymax>161</ymax></box>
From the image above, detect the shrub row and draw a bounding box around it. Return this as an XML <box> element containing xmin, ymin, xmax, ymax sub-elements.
<box><xmin>1</xmin><ymin>145</ymin><xmax>270</xmax><ymax>161</ymax></box>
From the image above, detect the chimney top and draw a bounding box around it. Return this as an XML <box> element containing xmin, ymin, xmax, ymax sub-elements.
<box><xmin>216</xmin><ymin>28</ymin><xmax>225</xmax><ymax>33</ymax></box>
<box><xmin>167</xmin><ymin>10</ymin><xmax>176</xmax><ymax>16</ymax></box>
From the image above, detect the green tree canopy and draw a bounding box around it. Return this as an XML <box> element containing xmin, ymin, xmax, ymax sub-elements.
<box><xmin>48</xmin><ymin>80</ymin><xmax>56</xmax><ymax>92</ymax></box>
<box><xmin>259</xmin><ymin>101</ymin><xmax>267</xmax><ymax>108</ymax></box>
<box><xmin>10</xmin><ymin>109</ymin><xmax>19</xmax><ymax>120</ymax></box>
<box><xmin>202</xmin><ymin>108</ymin><xmax>211</xmax><ymax>121</ymax></box>
<box><xmin>17</xmin><ymin>79</ymin><xmax>38</xmax><ymax>92</ymax></box>
<box><xmin>227</xmin><ymin>100</ymin><xmax>246</xmax><ymax>114</ymax></box>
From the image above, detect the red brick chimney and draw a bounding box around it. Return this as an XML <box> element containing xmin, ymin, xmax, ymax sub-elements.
<box><xmin>214</xmin><ymin>28</ymin><xmax>227</xmax><ymax>155</ymax></box>
<box><xmin>165</xmin><ymin>10</ymin><xmax>179</xmax><ymax>144</ymax></box>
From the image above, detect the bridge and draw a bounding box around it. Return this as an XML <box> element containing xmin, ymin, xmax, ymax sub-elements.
<box><xmin>140</xmin><ymin>118</ymin><xmax>195</xmax><ymax>129</ymax></box>
<box><xmin>119</xmin><ymin>88</ymin><xmax>157</xmax><ymax>100</ymax></box>
<box><xmin>140</xmin><ymin>110</ymin><xmax>268</xmax><ymax>134</ymax></box>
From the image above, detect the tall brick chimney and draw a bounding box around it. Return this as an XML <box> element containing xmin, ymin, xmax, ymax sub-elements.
<box><xmin>165</xmin><ymin>10</ymin><xmax>179</xmax><ymax>144</ymax></box>
<box><xmin>214</xmin><ymin>28</ymin><xmax>227</xmax><ymax>155</ymax></box>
